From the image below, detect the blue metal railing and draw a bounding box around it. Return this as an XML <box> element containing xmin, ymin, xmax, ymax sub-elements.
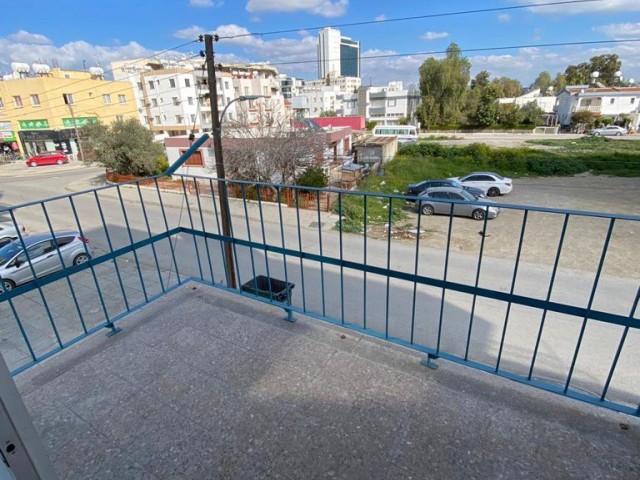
<box><xmin>0</xmin><ymin>172</ymin><xmax>638</xmax><ymax>416</ymax></box>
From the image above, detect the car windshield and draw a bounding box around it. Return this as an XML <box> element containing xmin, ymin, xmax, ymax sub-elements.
<box><xmin>458</xmin><ymin>189</ymin><xmax>477</xmax><ymax>201</ymax></box>
<box><xmin>0</xmin><ymin>243</ymin><xmax>22</xmax><ymax>266</ymax></box>
<box><xmin>448</xmin><ymin>180</ymin><xmax>462</xmax><ymax>188</ymax></box>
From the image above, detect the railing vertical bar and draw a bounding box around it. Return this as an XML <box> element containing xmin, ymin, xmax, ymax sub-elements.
<box><xmin>136</xmin><ymin>184</ymin><xmax>166</xmax><ymax>293</ymax></box>
<box><xmin>316</xmin><ymin>189</ymin><xmax>326</xmax><ymax>317</ymax></box>
<box><xmin>464</xmin><ymin>207</ymin><xmax>490</xmax><ymax>361</ymax></box>
<box><xmin>41</xmin><ymin>202</ymin><xmax>87</xmax><ymax>334</ymax></box>
<box><xmin>495</xmin><ymin>210</ymin><xmax>529</xmax><ymax>371</ymax></box>
<box><xmin>154</xmin><ymin>178</ymin><xmax>181</xmax><ymax>286</ymax></box>
<box><xmin>116</xmin><ymin>185</ymin><xmax>149</xmax><ymax>303</ymax></box>
<box><xmin>68</xmin><ymin>197</ymin><xmax>112</xmax><ymax>329</ymax></box>
<box><xmin>208</xmin><ymin>178</ymin><xmax>228</xmax><ymax>285</ymax></box>
<box><xmin>94</xmin><ymin>191</ymin><xmax>130</xmax><ymax>311</ymax></box>
<box><xmin>564</xmin><ymin>218</ymin><xmax>616</xmax><ymax>394</ymax></box>
<box><xmin>8</xmin><ymin>210</ymin><xmax>62</xmax><ymax>349</ymax></box>
<box><xmin>436</xmin><ymin>202</ymin><xmax>455</xmax><ymax>354</ymax></box>
<box><xmin>6</xmin><ymin>299</ymin><xmax>37</xmax><ymax>361</ymax></box>
<box><xmin>410</xmin><ymin>198</ymin><xmax>423</xmax><ymax>345</ymax></box>
<box><xmin>363</xmin><ymin>194</ymin><xmax>368</xmax><ymax>330</ymax></box>
<box><xmin>385</xmin><ymin>197</ymin><xmax>393</xmax><ymax>338</ymax></box>
<box><xmin>600</xmin><ymin>286</ymin><xmax>640</xmax><ymax>402</ymax></box>
<box><xmin>193</xmin><ymin>179</ymin><xmax>215</xmax><ymax>284</ymax></box>
<box><xmin>528</xmin><ymin>213</ymin><xmax>570</xmax><ymax>380</ymax></box>
<box><xmin>276</xmin><ymin>186</ymin><xmax>291</xmax><ymax>307</ymax></box>
<box><xmin>179</xmin><ymin>177</ymin><xmax>204</xmax><ymax>281</ymax></box>
<box><xmin>255</xmin><ymin>187</ymin><xmax>273</xmax><ymax>302</ymax></box>
<box><xmin>338</xmin><ymin>192</ymin><xmax>345</xmax><ymax>325</ymax></box>
<box><xmin>241</xmin><ymin>183</ymin><xmax>258</xmax><ymax>293</ymax></box>
<box><xmin>294</xmin><ymin>188</ymin><xmax>307</xmax><ymax>313</ymax></box>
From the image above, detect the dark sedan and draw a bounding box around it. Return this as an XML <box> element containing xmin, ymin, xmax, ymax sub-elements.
<box><xmin>406</xmin><ymin>179</ymin><xmax>485</xmax><ymax>201</ymax></box>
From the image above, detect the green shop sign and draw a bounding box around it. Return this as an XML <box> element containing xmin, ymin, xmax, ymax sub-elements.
<box><xmin>0</xmin><ymin>131</ymin><xmax>17</xmax><ymax>142</ymax></box>
<box><xmin>18</xmin><ymin>119</ymin><xmax>50</xmax><ymax>130</ymax></box>
<box><xmin>62</xmin><ymin>117</ymin><xmax>98</xmax><ymax>128</ymax></box>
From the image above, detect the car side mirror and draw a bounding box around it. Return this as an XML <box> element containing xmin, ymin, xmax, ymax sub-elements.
<box><xmin>12</xmin><ymin>260</ymin><xmax>21</xmax><ymax>268</ymax></box>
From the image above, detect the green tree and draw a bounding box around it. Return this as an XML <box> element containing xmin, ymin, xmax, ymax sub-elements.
<box><xmin>564</xmin><ymin>54</ymin><xmax>622</xmax><ymax>86</ymax></box>
<box><xmin>553</xmin><ymin>73</ymin><xmax>567</xmax><ymax>92</ymax></box>
<box><xmin>418</xmin><ymin>43</ymin><xmax>471</xmax><ymax>127</ymax></box>
<box><xmin>532</xmin><ymin>71</ymin><xmax>552</xmax><ymax>92</ymax></box>
<box><xmin>520</xmin><ymin>101</ymin><xmax>544</xmax><ymax>125</ymax></box>
<box><xmin>492</xmin><ymin>76</ymin><xmax>523</xmax><ymax>98</ymax></box>
<box><xmin>497</xmin><ymin>104</ymin><xmax>522</xmax><ymax>127</ymax></box>
<box><xmin>79</xmin><ymin>119</ymin><xmax>167</xmax><ymax>176</ymax></box>
<box><xmin>365</xmin><ymin>121</ymin><xmax>377</xmax><ymax>130</ymax></box>
<box><xmin>470</xmin><ymin>70</ymin><xmax>490</xmax><ymax>90</ymax></box>
<box><xmin>468</xmin><ymin>84</ymin><xmax>500</xmax><ymax>126</ymax></box>
<box><xmin>296</xmin><ymin>166</ymin><xmax>328</xmax><ymax>189</ymax></box>
<box><xmin>397</xmin><ymin>116</ymin><xmax>409</xmax><ymax>125</ymax></box>
<box><xmin>570</xmin><ymin>110</ymin><xmax>595</xmax><ymax>131</ymax></box>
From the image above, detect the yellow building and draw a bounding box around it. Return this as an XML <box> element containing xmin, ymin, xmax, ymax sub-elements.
<box><xmin>0</xmin><ymin>67</ymin><xmax>137</xmax><ymax>157</ymax></box>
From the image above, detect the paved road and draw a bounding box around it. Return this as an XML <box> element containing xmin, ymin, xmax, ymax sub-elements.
<box><xmin>1</xmin><ymin>167</ymin><xmax>638</xmax><ymax>410</ymax></box>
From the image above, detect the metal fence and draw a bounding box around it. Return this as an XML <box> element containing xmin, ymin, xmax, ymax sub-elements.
<box><xmin>0</xmin><ymin>172</ymin><xmax>638</xmax><ymax>416</ymax></box>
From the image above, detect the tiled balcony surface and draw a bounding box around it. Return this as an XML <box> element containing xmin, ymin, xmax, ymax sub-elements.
<box><xmin>15</xmin><ymin>284</ymin><xmax>640</xmax><ymax>479</ymax></box>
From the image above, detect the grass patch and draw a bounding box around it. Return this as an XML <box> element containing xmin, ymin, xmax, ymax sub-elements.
<box><xmin>419</xmin><ymin>135</ymin><xmax>463</xmax><ymax>141</ymax></box>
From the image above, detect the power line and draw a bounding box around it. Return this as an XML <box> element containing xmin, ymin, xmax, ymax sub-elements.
<box><xmin>217</xmin><ymin>0</ymin><xmax>603</xmax><ymax>39</ymax></box>
<box><xmin>267</xmin><ymin>38</ymin><xmax>640</xmax><ymax>67</ymax></box>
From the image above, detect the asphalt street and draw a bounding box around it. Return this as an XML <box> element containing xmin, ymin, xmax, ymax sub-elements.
<box><xmin>1</xmin><ymin>164</ymin><xmax>638</xmax><ymax>410</ymax></box>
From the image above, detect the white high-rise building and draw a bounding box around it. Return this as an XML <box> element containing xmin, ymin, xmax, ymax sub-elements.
<box><xmin>317</xmin><ymin>27</ymin><xmax>360</xmax><ymax>80</ymax></box>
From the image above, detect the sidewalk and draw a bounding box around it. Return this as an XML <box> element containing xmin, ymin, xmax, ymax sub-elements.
<box><xmin>0</xmin><ymin>161</ymin><xmax>90</xmax><ymax>178</ymax></box>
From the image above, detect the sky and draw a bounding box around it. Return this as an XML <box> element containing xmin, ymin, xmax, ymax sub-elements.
<box><xmin>1</xmin><ymin>0</ymin><xmax>639</xmax><ymax>88</ymax></box>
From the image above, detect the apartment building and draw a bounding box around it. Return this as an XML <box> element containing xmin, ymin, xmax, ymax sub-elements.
<box><xmin>358</xmin><ymin>82</ymin><xmax>421</xmax><ymax>126</ymax></box>
<box><xmin>555</xmin><ymin>85</ymin><xmax>640</xmax><ymax>127</ymax></box>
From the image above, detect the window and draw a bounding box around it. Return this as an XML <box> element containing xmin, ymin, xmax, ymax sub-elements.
<box><xmin>30</xmin><ymin>94</ymin><xmax>40</xmax><ymax>106</ymax></box>
<box><xmin>163</xmin><ymin>114</ymin><xmax>167</xmax><ymax>121</ymax></box>
<box><xmin>151</xmin><ymin>98</ymin><xmax>158</xmax><ymax>107</ymax></box>
<box><xmin>144</xmin><ymin>116</ymin><xmax>149</xmax><ymax>124</ymax></box>
<box><xmin>187</xmin><ymin>97</ymin><xmax>194</xmax><ymax>106</ymax></box>
<box><xmin>190</xmin><ymin>114</ymin><xmax>196</xmax><ymax>123</ymax></box>
<box><xmin>160</xmin><ymin>97</ymin><xmax>164</xmax><ymax>104</ymax></box>
<box><xmin>116</xmin><ymin>115</ymin><xmax>124</xmax><ymax>122</ymax></box>
<box><xmin>228</xmin><ymin>112</ymin><xmax>234</xmax><ymax>121</ymax></box>
<box><xmin>632</xmin><ymin>98</ymin><xmax>636</xmax><ymax>104</ymax></box>
<box><xmin>148</xmin><ymin>81</ymin><xmax>155</xmax><ymax>90</ymax></box>
<box><xmin>169</xmin><ymin>78</ymin><xmax>176</xmax><ymax>88</ymax></box>
<box><xmin>155</xmin><ymin>115</ymin><xmax>161</xmax><ymax>124</ymax></box>
<box><xmin>13</xmin><ymin>96</ymin><xmax>23</xmax><ymax>108</ymax></box>
<box><xmin>244</xmin><ymin>87</ymin><xmax>249</xmax><ymax>95</ymax></box>
<box><xmin>224</xmin><ymin>81</ymin><xmax>229</xmax><ymax>89</ymax></box>
<box><xmin>0</xmin><ymin>97</ymin><xmax>3</xmax><ymax>109</ymax></box>
<box><xmin>64</xmin><ymin>74</ymin><xmax>70</xmax><ymax>79</ymax></box>
<box><xmin>234</xmin><ymin>87</ymin><xmax>239</xmax><ymax>94</ymax></box>
<box><xmin>102</xmin><ymin>94</ymin><xmax>112</xmax><ymax>105</ymax></box>
<box><xmin>172</xmin><ymin>97</ymin><xmax>179</xmax><ymax>106</ymax></box>
<box><xmin>388</xmin><ymin>99</ymin><xmax>396</xmax><ymax>107</ymax></box>
<box><xmin>184</xmin><ymin>78</ymin><xmax>190</xmax><ymax>87</ymax></box>
<box><xmin>226</xmin><ymin>97</ymin><xmax>231</xmax><ymax>105</ymax></box>
<box><xmin>118</xmin><ymin>94</ymin><xmax>126</xmax><ymax>104</ymax></box>
<box><xmin>180</xmin><ymin>150</ymin><xmax>204</xmax><ymax>166</ymax></box>
<box><xmin>429</xmin><ymin>192</ymin><xmax>449</xmax><ymax>199</ymax></box>
<box><xmin>610</xmin><ymin>98</ymin><xmax>615</xmax><ymax>105</ymax></box>
<box><xmin>137</xmin><ymin>82</ymin><xmax>143</xmax><ymax>91</ymax></box>
<box><xmin>176</xmin><ymin>115</ymin><xmax>183</xmax><ymax>124</ymax></box>
<box><xmin>263</xmin><ymin>86</ymin><xmax>269</xmax><ymax>96</ymax></box>
<box><xmin>449</xmin><ymin>193</ymin><xmax>464</xmax><ymax>201</ymax></box>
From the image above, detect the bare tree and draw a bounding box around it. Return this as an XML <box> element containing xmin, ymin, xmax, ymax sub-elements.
<box><xmin>219</xmin><ymin>98</ymin><xmax>325</xmax><ymax>186</ymax></box>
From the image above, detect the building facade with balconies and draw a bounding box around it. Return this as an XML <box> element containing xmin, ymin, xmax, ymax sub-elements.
<box><xmin>556</xmin><ymin>86</ymin><xmax>640</xmax><ymax>127</ymax></box>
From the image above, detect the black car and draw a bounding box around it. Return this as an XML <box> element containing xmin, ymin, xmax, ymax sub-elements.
<box><xmin>406</xmin><ymin>179</ymin><xmax>485</xmax><ymax>201</ymax></box>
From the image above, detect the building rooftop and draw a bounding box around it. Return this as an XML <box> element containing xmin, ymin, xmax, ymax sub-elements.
<box><xmin>15</xmin><ymin>284</ymin><xmax>639</xmax><ymax>479</ymax></box>
<box><xmin>355</xmin><ymin>136</ymin><xmax>397</xmax><ymax>146</ymax></box>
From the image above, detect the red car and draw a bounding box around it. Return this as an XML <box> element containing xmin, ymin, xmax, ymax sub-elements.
<box><xmin>26</xmin><ymin>151</ymin><xmax>69</xmax><ymax>167</ymax></box>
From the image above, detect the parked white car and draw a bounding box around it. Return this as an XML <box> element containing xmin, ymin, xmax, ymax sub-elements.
<box><xmin>591</xmin><ymin>125</ymin><xmax>627</xmax><ymax>137</ymax></box>
<box><xmin>450</xmin><ymin>172</ymin><xmax>513</xmax><ymax>197</ymax></box>
<box><xmin>0</xmin><ymin>222</ymin><xmax>26</xmax><ymax>248</ymax></box>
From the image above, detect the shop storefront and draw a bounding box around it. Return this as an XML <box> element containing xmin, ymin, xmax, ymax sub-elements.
<box><xmin>0</xmin><ymin>121</ymin><xmax>19</xmax><ymax>156</ymax></box>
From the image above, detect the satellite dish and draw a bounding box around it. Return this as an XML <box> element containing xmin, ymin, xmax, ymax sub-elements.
<box><xmin>590</xmin><ymin>71</ymin><xmax>600</xmax><ymax>78</ymax></box>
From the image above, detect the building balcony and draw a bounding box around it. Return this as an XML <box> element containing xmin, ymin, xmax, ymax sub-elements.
<box><xmin>369</xmin><ymin>92</ymin><xmax>388</xmax><ymax>99</ymax></box>
<box><xmin>574</xmin><ymin>105</ymin><xmax>602</xmax><ymax>113</ymax></box>
<box><xmin>369</xmin><ymin>106</ymin><xmax>386</xmax><ymax>115</ymax></box>
<box><xmin>2</xmin><ymin>172</ymin><xmax>639</xmax><ymax>478</ymax></box>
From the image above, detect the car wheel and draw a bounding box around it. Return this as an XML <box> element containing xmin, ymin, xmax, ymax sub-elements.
<box><xmin>487</xmin><ymin>187</ymin><xmax>500</xmax><ymax>197</ymax></box>
<box><xmin>56</xmin><ymin>159</ymin><xmax>64</xmax><ymax>165</ymax></box>
<box><xmin>2</xmin><ymin>279</ymin><xmax>15</xmax><ymax>292</ymax></box>
<box><xmin>421</xmin><ymin>204</ymin><xmax>434</xmax><ymax>215</ymax></box>
<box><xmin>472</xmin><ymin>209</ymin><xmax>486</xmax><ymax>221</ymax></box>
<box><xmin>616</xmin><ymin>132</ymin><xmax>622</xmax><ymax>136</ymax></box>
<box><xmin>73</xmin><ymin>253</ymin><xmax>90</xmax><ymax>266</ymax></box>
<box><xmin>593</xmin><ymin>132</ymin><xmax>600</xmax><ymax>136</ymax></box>
<box><xmin>30</xmin><ymin>161</ymin><xmax>38</xmax><ymax>167</ymax></box>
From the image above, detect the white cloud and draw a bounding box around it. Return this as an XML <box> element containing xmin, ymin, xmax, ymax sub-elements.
<box><xmin>0</xmin><ymin>33</ymin><xmax>152</xmax><ymax>74</ymax></box>
<box><xmin>420</xmin><ymin>31</ymin><xmax>449</xmax><ymax>41</ymax></box>
<box><xmin>7</xmin><ymin>30</ymin><xmax>51</xmax><ymax>45</ymax></box>
<box><xmin>375</xmin><ymin>14</ymin><xmax>386</xmax><ymax>22</ymax></box>
<box><xmin>497</xmin><ymin>13</ymin><xmax>511</xmax><ymax>22</ymax></box>
<box><xmin>532</xmin><ymin>28</ymin><xmax>543</xmax><ymax>41</ymax></box>
<box><xmin>246</xmin><ymin>0</ymin><xmax>348</xmax><ymax>17</ymax></box>
<box><xmin>189</xmin><ymin>0</ymin><xmax>223</xmax><ymax>7</ymax></box>
<box><xmin>516</xmin><ymin>0</ymin><xmax>640</xmax><ymax>14</ymax></box>
<box><xmin>174</xmin><ymin>25</ymin><xmax>205</xmax><ymax>39</ymax></box>
<box><xmin>593</xmin><ymin>22</ymin><xmax>640</xmax><ymax>38</ymax></box>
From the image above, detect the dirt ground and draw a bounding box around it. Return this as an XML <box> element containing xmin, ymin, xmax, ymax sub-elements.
<box><xmin>377</xmin><ymin>175</ymin><xmax>640</xmax><ymax>278</ymax></box>
<box><xmin>420</xmin><ymin>132</ymin><xmax>640</xmax><ymax>148</ymax></box>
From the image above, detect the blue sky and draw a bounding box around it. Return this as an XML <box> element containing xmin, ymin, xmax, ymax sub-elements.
<box><xmin>1</xmin><ymin>0</ymin><xmax>639</xmax><ymax>87</ymax></box>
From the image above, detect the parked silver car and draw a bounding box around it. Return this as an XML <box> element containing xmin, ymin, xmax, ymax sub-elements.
<box><xmin>416</xmin><ymin>187</ymin><xmax>500</xmax><ymax>220</ymax></box>
<box><xmin>0</xmin><ymin>222</ymin><xmax>26</xmax><ymax>248</ymax></box>
<box><xmin>591</xmin><ymin>125</ymin><xmax>627</xmax><ymax>137</ymax></box>
<box><xmin>0</xmin><ymin>231</ymin><xmax>93</xmax><ymax>292</ymax></box>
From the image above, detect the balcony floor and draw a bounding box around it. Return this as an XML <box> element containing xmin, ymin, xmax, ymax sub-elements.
<box><xmin>15</xmin><ymin>284</ymin><xmax>640</xmax><ymax>480</ymax></box>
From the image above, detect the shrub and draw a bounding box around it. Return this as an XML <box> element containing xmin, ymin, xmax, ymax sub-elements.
<box><xmin>296</xmin><ymin>166</ymin><xmax>328</xmax><ymax>189</ymax></box>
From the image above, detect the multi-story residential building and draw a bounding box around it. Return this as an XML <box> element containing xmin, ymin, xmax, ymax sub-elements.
<box><xmin>317</xmin><ymin>27</ymin><xmax>360</xmax><ymax>79</ymax></box>
<box><xmin>357</xmin><ymin>82</ymin><xmax>421</xmax><ymax>126</ymax></box>
<box><xmin>304</xmin><ymin>73</ymin><xmax>361</xmax><ymax>93</ymax></box>
<box><xmin>111</xmin><ymin>59</ymin><xmax>288</xmax><ymax>138</ymax></box>
<box><xmin>277</xmin><ymin>74</ymin><xmax>305</xmax><ymax>100</ymax></box>
<box><xmin>0</xmin><ymin>63</ymin><xmax>137</xmax><ymax>156</ymax></box>
<box><xmin>555</xmin><ymin>86</ymin><xmax>640</xmax><ymax>127</ymax></box>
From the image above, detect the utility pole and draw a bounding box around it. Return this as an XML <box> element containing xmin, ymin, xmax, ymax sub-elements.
<box><xmin>63</xmin><ymin>94</ymin><xmax>85</xmax><ymax>163</ymax></box>
<box><xmin>204</xmin><ymin>34</ymin><xmax>237</xmax><ymax>289</ymax></box>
